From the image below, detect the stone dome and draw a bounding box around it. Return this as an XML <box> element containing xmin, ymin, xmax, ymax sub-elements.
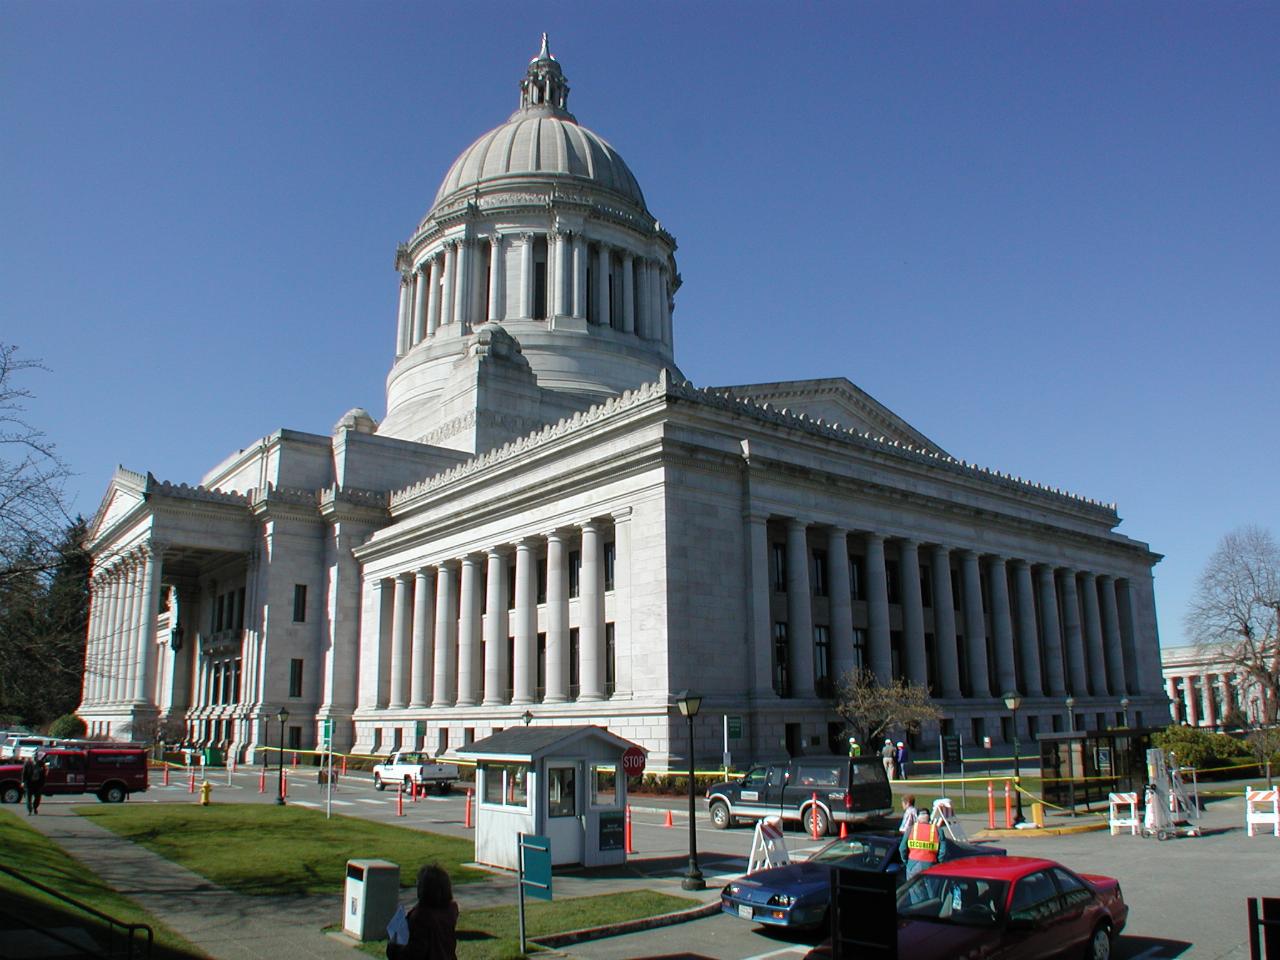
<box><xmin>430</xmin><ymin>34</ymin><xmax>646</xmax><ymax>211</ymax></box>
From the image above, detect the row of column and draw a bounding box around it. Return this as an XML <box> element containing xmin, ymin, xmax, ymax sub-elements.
<box><xmin>193</xmin><ymin>658</ymin><xmax>242</xmax><ymax>708</ymax></box>
<box><xmin>1166</xmin><ymin>672</ymin><xmax>1243</xmax><ymax>727</ymax></box>
<box><xmin>81</xmin><ymin>544</ymin><xmax>163</xmax><ymax>706</ymax></box>
<box><xmin>395</xmin><ymin>232</ymin><xmax>672</xmax><ymax>355</ymax></box>
<box><xmin>752</xmin><ymin>518</ymin><xmax>1144</xmax><ymax>702</ymax></box>
<box><xmin>360</xmin><ymin>516</ymin><xmax>623</xmax><ymax>711</ymax></box>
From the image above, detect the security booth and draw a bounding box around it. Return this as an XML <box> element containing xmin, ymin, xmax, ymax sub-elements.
<box><xmin>1039</xmin><ymin>728</ymin><xmax>1154</xmax><ymax>811</ymax></box>
<box><xmin>458</xmin><ymin>725</ymin><xmax>641</xmax><ymax>870</ymax></box>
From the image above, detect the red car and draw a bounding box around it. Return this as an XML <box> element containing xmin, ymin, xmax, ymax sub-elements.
<box><xmin>808</xmin><ymin>855</ymin><xmax>1127</xmax><ymax>960</ymax></box>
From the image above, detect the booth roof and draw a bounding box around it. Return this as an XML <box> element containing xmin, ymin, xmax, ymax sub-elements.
<box><xmin>456</xmin><ymin>724</ymin><xmax>637</xmax><ymax>760</ymax></box>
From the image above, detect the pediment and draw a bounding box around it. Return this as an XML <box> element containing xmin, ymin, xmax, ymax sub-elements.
<box><xmin>88</xmin><ymin>467</ymin><xmax>150</xmax><ymax>541</ymax></box>
<box><xmin>708</xmin><ymin>378</ymin><xmax>949</xmax><ymax>456</ymax></box>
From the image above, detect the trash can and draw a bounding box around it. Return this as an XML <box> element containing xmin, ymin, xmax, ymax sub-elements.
<box><xmin>202</xmin><ymin>747</ymin><xmax>224</xmax><ymax>767</ymax></box>
<box><xmin>343</xmin><ymin>859</ymin><xmax>400</xmax><ymax>941</ymax></box>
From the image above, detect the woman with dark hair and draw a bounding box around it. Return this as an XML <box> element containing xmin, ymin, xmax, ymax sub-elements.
<box><xmin>387</xmin><ymin>863</ymin><xmax>459</xmax><ymax>960</ymax></box>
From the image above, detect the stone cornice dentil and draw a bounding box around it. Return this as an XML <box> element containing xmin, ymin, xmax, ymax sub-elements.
<box><xmin>389</xmin><ymin>369</ymin><xmax>1119</xmax><ymax>520</ymax></box>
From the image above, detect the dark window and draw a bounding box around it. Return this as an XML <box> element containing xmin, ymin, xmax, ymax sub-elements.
<box><xmin>536</xmin><ymin>632</ymin><xmax>546</xmax><ymax>699</ymax></box>
<box><xmin>236</xmin><ymin>587</ymin><xmax>246</xmax><ymax>631</ymax></box>
<box><xmin>849</xmin><ymin>554</ymin><xmax>866</xmax><ymax>602</ymax></box>
<box><xmin>919</xmin><ymin>566</ymin><xmax>932</xmax><ymax>608</ymax></box>
<box><xmin>373</xmin><ymin>728</ymin><xmax>383</xmax><ymax>752</ymax></box>
<box><xmin>886</xmin><ymin>560</ymin><xmax>901</xmax><ymax>604</ymax></box>
<box><xmin>533</xmin><ymin>257</ymin><xmax>547</xmax><ymax>320</ymax></box>
<box><xmin>890</xmin><ymin>630</ymin><xmax>902</xmax><ymax>678</ymax></box>
<box><xmin>925</xmin><ymin>632</ymin><xmax>937</xmax><ymax>690</ymax></box>
<box><xmin>233</xmin><ymin>659</ymin><xmax>242</xmax><ymax>703</ymax></box>
<box><xmin>814</xmin><ymin>625</ymin><xmax>832</xmax><ymax>696</ymax></box>
<box><xmin>811</xmin><ymin>549</ymin><xmax>828</xmax><ymax>597</ymax></box>
<box><xmin>289</xmin><ymin>659</ymin><xmax>303</xmax><ymax>698</ymax></box>
<box><xmin>852</xmin><ymin>628</ymin><xmax>867</xmax><ymax>670</ymax></box>
<box><xmin>604</xmin><ymin>541</ymin><xmax>616</xmax><ymax>591</ymax></box>
<box><xmin>1051</xmin><ymin>868</ymin><xmax>1093</xmax><ymax>910</ymax></box>
<box><xmin>605</xmin><ymin>622</ymin><xmax>616</xmax><ymax>696</ymax></box>
<box><xmin>508</xmin><ymin>565</ymin><xmax>516</xmax><ymax>610</ymax></box>
<box><xmin>287</xmin><ymin>726</ymin><xmax>302</xmax><ymax>750</ymax></box>
<box><xmin>771</xmin><ymin>543</ymin><xmax>787</xmax><ymax>592</ymax></box>
<box><xmin>293</xmin><ymin>584</ymin><xmax>307</xmax><ymax>623</ymax></box>
<box><xmin>569</xmin><ymin>627</ymin><xmax>580</xmax><ymax>698</ymax></box>
<box><xmin>569</xmin><ymin>550</ymin><xmax>581</xmax><ymax>598</ymax></box>
<box><xmin>507</xmin><ymin>637</ymin><xmax>515</xmax><ymax>700</ymax></box>
<box><xmin>970</xmin><ymin>716</ymin><xmax>984</xmax><ymax>747</ymax></box>
<box><xmin>215</xmin><ymin>594</ymin><xmax>225</xmax><ymax>632</ymax></box>
<box><xmin>951</xmin><ymin>569</ymin><xmax>962</xmax><ymax>609</ymax></box>
<box><xmin>772</xmin><ymin>622</ymin><xmax>790</xmax><ymax>697</ymax></box>
<box><xmin>1009</xmin><ymin>871</ymin><xmax>1060</xmax><ymax>923</ymax></box>
<box><xmin>536</xmin><ymin>558</ymin><xmax>548</xmax><ymax>604</ymax></box>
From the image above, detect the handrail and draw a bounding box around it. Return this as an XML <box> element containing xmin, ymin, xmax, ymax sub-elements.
<box><xmin>0</xmin><ymin>862</ymin><xmax>153</xmax><ymax>958</ymax></box>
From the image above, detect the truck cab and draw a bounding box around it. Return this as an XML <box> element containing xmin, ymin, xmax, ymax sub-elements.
<box><xmin>706</xmin><ymin>755</ymin><xmax>892</xmax><ymax>835</ymax></box>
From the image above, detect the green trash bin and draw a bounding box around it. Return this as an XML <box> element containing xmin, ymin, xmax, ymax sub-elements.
<box><xmin>202</xmin><ymin>747</ymin><xmax>224</xmax><ymax>767</ymax></box>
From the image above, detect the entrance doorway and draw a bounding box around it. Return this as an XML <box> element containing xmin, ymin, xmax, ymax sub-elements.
<box><xmin>546</xmin><ymin>763</ymin><xmax>583</xmax><ymax>864</ymax></box>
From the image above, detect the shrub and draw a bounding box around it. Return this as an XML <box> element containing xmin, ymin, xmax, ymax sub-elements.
<box><xmin>47</xmin><ymin>714</ymin><xmax>87</xmax><ymax>739</ymax></box>
<box><xmin>1152</xmin><ymin>725</ymin><xmax>1249</xmax><ymax>771</ymax></box>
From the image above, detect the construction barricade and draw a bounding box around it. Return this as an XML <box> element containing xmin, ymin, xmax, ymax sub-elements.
<box><xmin>1108</xmin><ymin>792</ymin><xmax>1140</xmax><ymax>836</ymax></box>
<box><xmin>747</xmin><ymin>816</ymin><xmax>790</xmax><ymax>873</ymax></box>
<box><xmin>1245</xmin><ymin>787</ymin><xmax>1279</xmax><ymax>838</ymax></box>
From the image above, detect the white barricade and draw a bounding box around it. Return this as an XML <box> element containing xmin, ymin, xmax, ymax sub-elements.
<box><xmin>746</xmin><ymin>816</ymin><xmax>790</xmax><ymax>873</ymax></box>
<box><xmin>1108</xmin><ymin>792</ymin><xmax>1140</xmax><ymax>836</ymax></box>
<box><xmin>931</xmin><ymin>797</ymin><xmax>967</xmax><ymax>842</ymax></box>
<box><xmin>1245</xmin><ymin>787</ymin><xmax>1279</xmax><ymax>838</ymax></box>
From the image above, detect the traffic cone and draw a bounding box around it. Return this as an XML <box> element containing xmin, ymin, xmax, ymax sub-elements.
<box><xmin>664</xmin><ymin>809</ymin><xmax>674</xmax><ymax>828</ymax></box>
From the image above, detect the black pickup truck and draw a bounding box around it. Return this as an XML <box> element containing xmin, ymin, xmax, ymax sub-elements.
<box><xmin>705</xmin><ymin>755</ymin><xmax>893</xmax><ymax>835</ymax></box>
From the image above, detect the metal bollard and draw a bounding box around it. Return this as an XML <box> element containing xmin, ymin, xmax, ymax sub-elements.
<box><xmin>397</xmin><ymin>783</ymin><xmax>405</xmax><ymax>817</ymax></box>
<box><xmin>1004</xmin><ymin>781</ymin><xmax>1013</xmax><ymax>829</ymax></box>
<box><xmin>163</xmin><ymin>765</ymin><xmax>170</xmax><ymax>787</ymax></box>
<box><xmin>465</xmin><ymin>788</ymin><xmax>473</xmax><ymax>828</ymax></box>
<box><xmin>188</xmin><ymin>769</ymin><xmax>196</xmax><ymax>794</ymax></box>
<box><xmin>283</xmin><ymin>768</ymin><xmax>289</xmax><ymax>799</ymax></box>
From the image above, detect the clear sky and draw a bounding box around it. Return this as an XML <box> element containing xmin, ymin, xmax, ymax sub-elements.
<box><xmin>4</xmin><ymin>2</ymin><xmax>1277</xmax><ymax>650</ymax></box>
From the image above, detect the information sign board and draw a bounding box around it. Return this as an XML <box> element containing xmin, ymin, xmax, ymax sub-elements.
<box><xmin>598</xmin><ymin>811</ymin><xmax>625</xmax><ymax>851</ymax></box>
<box><xmin>940</xmin><ymin>734</ymin><xmax>962</xmax><ymax>766</ymax></box>
<box><xmin>727</xmin><ymin>715</ymin><xmax>743</xmax><ymax>739</ymax></box>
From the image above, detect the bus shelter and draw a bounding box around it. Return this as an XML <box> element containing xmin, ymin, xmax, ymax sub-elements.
<box><xmin>458</xmin><ymin>725</ymin><xmax>641</xmax><ymax>870</ymax></box>
<box><xmin>1039</xmin><ymin>728</ymin><xmax>1154</xmax><ymax>811</ymax></box>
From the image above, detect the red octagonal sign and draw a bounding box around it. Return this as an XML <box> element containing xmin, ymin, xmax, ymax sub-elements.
<box><xmin>621</xmin><ymin>745</ymin><xmax>646</xmax><ymax>778</ymax></box>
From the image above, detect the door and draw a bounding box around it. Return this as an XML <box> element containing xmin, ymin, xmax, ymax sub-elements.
<box><xmin>545</xmin><ymin>763</ymin><xmax>584</xmax><ymax>865</ymax></box>
<box><xmin>763</xmin><ymin>764</ymin><xmax>790</xmax><ymax>818</ymax></box>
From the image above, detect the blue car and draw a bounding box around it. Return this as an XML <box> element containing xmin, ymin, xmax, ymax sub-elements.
<box><xmin>721</xmin><ymin>832</ymin><xmax>1006</xmax><ymax>930</ymax></box>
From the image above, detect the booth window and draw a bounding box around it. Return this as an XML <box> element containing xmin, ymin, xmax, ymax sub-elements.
<box><xmin>548</xmin><ymin>766</ymin><xmax>577</xmax><ymax>817</ymax></box>
<box><xmin>592</xmin><ymin>765</ymin><xmax>616</xmax><ymax>806</ymax></box>
<box><xmin>482</xmin><ymin>762</ymin><xmax>529</xmax><ymax>807</ymax></box>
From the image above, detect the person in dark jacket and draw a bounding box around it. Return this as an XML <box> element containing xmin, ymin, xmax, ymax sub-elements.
<box><xmin>387</xmin><ymin>863</ymin><xmax>459</xmax><ymax>960</ymax></box>
<box><xmin>22</xmin><ymin>756</ymin><xmax>46</xmax><ymax>815</ymax></box>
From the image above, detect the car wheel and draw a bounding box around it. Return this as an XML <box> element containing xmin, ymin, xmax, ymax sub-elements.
<box><xmin>437</xmin><ymin>782</ymin><xmax>451</xmax><ymax>795</ymax></box>
<box><xmin>709</xmin><ymin>800</ymin><xmax>732</xmax><ymax>829</ymax></box>
<box><xmin>373</xmin><ymin>773</ymin><xmax>384</xmax><ymax>791</ymax></box>
<box><xmin>1</xmin><ymin>785</ymin><xmax>21</xmax><ymax>804</ymax></box>
<box><xmin>102</xmin><ymin>785</ymin><xmax>126</xmax><ymax>803</ymax></box>
<box><xmin>1085</xmin><ymin>923</ymin><xmax>1112</xmax><ymax>960</ymax></box>
<box><xmin>803</xmin><ymin>806</ymin><xmax>831</xmax><ymax>837</ymax></box>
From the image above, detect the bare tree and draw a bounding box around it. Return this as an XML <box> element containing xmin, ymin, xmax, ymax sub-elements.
<box><xmin>835</xmin><ymin>667</ymin><xmax>941</xmax><ymax>748</ymax></box>
<box><xmin>1185</xmin><ymin>526</ymin><xmax>1280</xmax><ymax>725</ymax></box>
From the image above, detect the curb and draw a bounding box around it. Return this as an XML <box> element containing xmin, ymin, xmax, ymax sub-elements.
<box><xmin>531</xmin><ymin>899</ymin><xmax>721</xmax><ymax>947</ymax></box>
<box><xmin>972</xmin><ymin>820</ymin><xmax>1108</xmax><ymax>839</ymax></box>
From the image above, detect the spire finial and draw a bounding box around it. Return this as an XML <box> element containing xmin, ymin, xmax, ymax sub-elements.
<box><xmin>519</xmin><ymin>34</ymin><xmax>572</xmax><ymax>117</ymax></box>
<box><xmin>538</xmin><ymin>32</ymin><xmax>551</xmax><ymax>61</ymax></box>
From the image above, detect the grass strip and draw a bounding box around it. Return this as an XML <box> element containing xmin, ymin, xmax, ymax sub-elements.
<box><xmin>80</xmin><ymin>803</ymin><xmax>485</xmax><ymax>896</ymax></box>
<box><xmin>0</xmin><ymin>810</ymin><xmax>205</xmax><ymax>959</ymax></box>
<box><xmin>349</xmin><ymin>890</ymin><xmax>698</xmax><ymax>960</ymax></box>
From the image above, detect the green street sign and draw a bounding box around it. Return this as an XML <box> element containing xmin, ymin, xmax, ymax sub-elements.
<box><xmin>727</xmin><ymin>715</ymin><xmax>743</xmax><ymax>739</ymax></box>
<box><xmin>321</xmin><ymin>718</ymin><xmax>333</xmax><ymax>748</ymax></box>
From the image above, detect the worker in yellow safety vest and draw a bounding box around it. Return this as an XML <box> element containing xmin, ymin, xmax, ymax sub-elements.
<box><xmin>899</xmin><ymin>809</ymin><xmax>949</xmax><ymax>881</ymax></box>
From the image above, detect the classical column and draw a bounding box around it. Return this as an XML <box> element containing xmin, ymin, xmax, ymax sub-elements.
<box><xmin>118</xmin><ymin>558</ymin><xmax>140</xmax><ymax>703</ymax></box>
<box><xmin>1099</xmin><ymin>576</ymin><xmax>1128</xmax><ymax>696</ymax></box>
<box><xmin>1184</xmin><ymin>676</ymin><xmax>1200</xmax><ymax>725</ymax></box>
<box><xmin>512</xmin><ymin>539</ymin><xmax>536</xmax><ymax>704</ymax></box>
<box><xmin>930</xmin><ymin>545</ymin><xmax>962</xmax><ymax>698</ymax></box>
<box><xmin>453</xmin><ymin>239</ymin><xmax>471</xmax><ymax>331</ymax></box>
<box><xmin>985</xmin><ymin>556</ymin><xmax>1017</xmax><ymax>695</ymax></box>
<box><xmin>1079</xmin><ymin>572</ymin><xmax>1108</xmax><ymax>696</ymax></box>
<box><xmin>828</xmin><ymin>528</ymin><xmax>856</xmax><ymax>683</ymax></box>
<box><xmin>1203</xmin><ymin>673</ymin><xmax>1218</xmax><ymax>727</ymax></box>
<box><xmin>482</xmin><ymin>548</ymin><xmax>508</xmax><ymax>705</ymax></box>
<box><xmin>84</xmin><ymin>577</ymin><xmax>105</xmax><ymax>703</ymax></box>
<box><xmin>356</xmin><ymin>577</ymin><xmax>386</xmax><ymax>709</ymax></box>
<box><xmin>439</xmin><ymin>241</ymin><xmax>456</xmax><ymax>327</ymax></box>
<box><xmin>1059</xmin><ymin>570</ymin><xmax>1088</xmax><ymax>696</ymax></box>
<box><xmin>1013</xmin><ymin>560</ymin><xmax>1044</xmax><ymax>696</ymax></box>
<box><xmin>634</xmin><ymin>260</ymin><xmax>649</xmax><ymax>338</ymax></box>
<box><xmin>571</xmin><ymin>234</ymin><xmax>587</xmax><ymax>320</ymax></box>
<box><xmin>610</xmin><ymin>509</ymin><xmax>632</xmax><ymax>696</ymax></box>
<box><xmin>659</xmin><ymin>265</ymin><xmax>673</xmax><ymax>346</ymax></box>
<box><xmin>544</xmin><ymin>531</ymin><xmax>569</xmax><ymax>702</ymax></box>
<box><xmin>456</xmin><ymin>555</ymin><xmax>482</xmax><ymax>706</ymax></box>
<box><xmin>520</xmin><ymin>233</ymin><xmax>535</xmax><ymax>319</ymax></box>
<box><xmin>133</xmin><ymin>544</ymin><xmax>162</xmax><ymax>704</ymax></box>
<box><xmin>960</xmin><ymin>551</ymin><xmax>991</xmax><ymax>698</ymax></box>
<box><xmin>487</xmin><ymin>234</ymin><xmax>504</xmax><ymax>323</ymax></box>
<box><xmin>595</xmin><ymin>243</ymin><xmax>611</xmax><ymax>326</ymax></box>
<box><xmin>746</xmin><ymin>515</ymin><xmax>775</xmax><ymax>696</ymax></box>
<box><xmin>621</xmin><ymin>252</ymin><xmax>635</xmax><ymax>333</ymax></box>
<box><xmin>105</xmin><ymin>569</ymin><xmax>125</xmax><ymax>702</ymax></box>
<box><xmin>395</xmin><ymin>271</ymin><xmax>411</xmax><ymax>356</ymax></box>
<box><xmin>785</xmin><ymin>519</ymin><xmax>815</xmax><ymax>696</ymax></box>
<box><xmin>1037</xmin><ymin>565</ymin><xmax>1067</xmax><ymax>696</ymax></box>
<box><xmin>552</xmin><ymin>230</ymin><xmax>569</xmax><ymax>318</ymax></box>
<box><xmin>578</xmin><ymin>521</ymin><xmax>605</xmax><ymax>700</ymax></box>
<box><xmin>648</xmin><ymin>261</ymin><xmax>662</xmax><ymax>341</ymax></box>
<box><xmin>426</xmin><ymin>255</ymin><xmax>442</xmax><ymax>337</ymax></box>
<box><xmin>410</xmin><ymin>568</ymin><xmax>434</xmax><ymax>708</ymax></box>
<box><xmin>431</xmin><ymin>563</ymin><xmax>457</xmax><ymax>707</ymax></box>
<box><xmin>865</xmin><ymin>534</ymin><xmax>892</xmax><ymax>684</ymax></box>
<box><xmin>1165</xmin><ymin>676</ymin><xmax>1181</xmax><ymax>723</ymax></box>
<box><xmin>412</xmin><ymin>264</ymin><xmax>429</xmax><ymax>344</ymax></box>
<box><xmin>387</xmin><ymin>573</ymin><xmax>412</xmax><ymax>709</ymax></box>
<box><xmin>898</xmin><ymin>539</ymin><xmax>927</xmax><ymax>687</ymax></box>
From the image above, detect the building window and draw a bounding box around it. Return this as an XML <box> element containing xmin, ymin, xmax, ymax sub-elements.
<box><xmin>925</xmin><ymin>632</ymin><xmax>937</xmax><ymax>691</ymax></box>
<box><xmin>293</xmin><ymin>584</ymin><xmax>307</xmax><ymax>623</ymax></box>
<box><xmin>814</xmin><ymin>625</ymin><xmax>832</xmax><ymax>696</ymax></box>
<box><xmin>772</xmin><ymin>622</ymin><xmax>790</xmax><ymax>697</ymax></box>
<box><xmin>536</xmin><ymin>633</ymin><xmax>546</xmax><ymax>699</ymax></box>
<box><xmin>508</xmin><ymin>565</ymin><xmax>517</xmax><ymax>610</ymax></box>
<box><xmin>372</xmin><ymin>728</ymin><xmax>383</xmax><ymax>752</ymax></box>
<box><xmin>506</xmin><ymin>636</ymin><xmax>515</xmax><ymax>700</ymax></box>
<box><xmin>951</xmin><ymin>569</ymin><xmax>962</xmax><ymax>609</ymax></box>
<box><xmin>970</xmin><ymin>717</ymin><xmax>984</xmax><ymax>748</ymax></box>
<box><xmin>592</xmin><ymin>764</ymin><xmax>616</xmax><ymax>806</ymax></box>
<box><xmin>852</xmin><ymin>628</ymin><xmax>867</xmax><ymax>670</ymax></box>
<box><xmin>464</xmin><ymin>727</ymin><xmax>475</xmax><ymax>746</ymax></box>
<box><xmin>919</xmin><ymin>566</ymin><xmax>932</xmax><ymax>608</ymax></box>
<box><xmin>890</xmin><ymin>630</ymin><xmax>902</xmax><ymax>678</ymax></box>
<box><xmin>811</xmin><ymin>549</ymin><xmax>827</xmax><ymax>597</ymax></box>
<box><xmin>289</xmin><ymin>659</ymin><xmax>303</xmax><ymax>698</ymax></box>
<box><xmin>533</xmin><ymin>244</ymin><xmax>547</xmax><ymax>320</ymax></box>
<box><xmin>604</xmin><ymin>541</ymin><xmax>616</xmax><ymax>591</ymax></box>
<box><xmin>771</xmin><ymin>543</ymin><xmax>787</xmax><ymax>592</ymax></box>
<box><xmin>236</xmin><ymin>587</ymin><xmax>245</xmax><ymax>631</ymax></box>
<box><xmin>605</xmin><ymin>622</ymin><xmax>616</xmax><ymax>696</ymax></box>
<box><xmin>569</xmin><ymin>627</ymin><xmax>580</xmax><ymax>698</ymax></box>
<box><xmin>233</xmin><ymin>659</ymin><xmax>242</xmax><ymax>703</ymax></box>
<box><xmin>288</xmin><ymin>726</ymin><xmax>302</xmax><ymax>750</ymax></box>
<box><xmin>849</xmin><ymin>554</ymin><xmax>865</xmax><ymax>602</ymax></box>
<box><xmin>482</xmin><ymin>761</ymin><xmax>529</xmax><ymax>807</ymax></box>
<box><xmin>391</xmin><ymin>727</ymin><xmax>402</xmax><ymax>751</ymax></box>
<box><xmin>886</xmin><ymin>560</ymin><xmax>901</xmax><ymax>604</ymax></box>
<box><xmin>569</xmin><ymin>550</ymin><xmax>581</xmax><ymax>598</ymax></box>
<box><xmin>537</xmin><ymin>558</ymin><xmax>547</xmax><ymax>604</ymax></box>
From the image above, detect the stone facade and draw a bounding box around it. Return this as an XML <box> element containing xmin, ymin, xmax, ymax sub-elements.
<box><xmin>77</xmin><ymin>40</ymin><xmax>1167</xmax><ymax>768</ymax></box>
<box><xmin>1161</xmin><ymin>644</ymin><xmax>1264</xmax><ymax>728</ymax></box>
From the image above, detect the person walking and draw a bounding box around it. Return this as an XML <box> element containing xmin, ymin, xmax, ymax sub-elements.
<box><xmin>386</xmin><ymin>863</ymin><xmax>459</xmax><ymax>960</ymax></box>
<box><xmin>22</xmin><ymin>756</ymin><xmax>46</xmax><ymax>815</ymax></box>
<box><xmin>881</xmin><ymin>739</ymin><xmax>897</xmax><ymax>780</ymax></box>
<box><xmin>897</xmin><ymin>794</ymin><xmax>919</xmax><ymax>834</ymax></box>
<box><xmin>899</xmin><ymin>808</ymin><xmax>948</xmax><ymax>881</ymax></box>
<box><xmin>895</xmin><ymin>741</ymin><xmax>910</xmax><ymax>779</ymax></box>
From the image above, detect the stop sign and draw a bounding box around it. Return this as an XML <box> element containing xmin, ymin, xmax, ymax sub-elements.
<box><xmin>621</xmin><ymin>746</ymin><xmax>646</xmax><ymax>778</ymax></box>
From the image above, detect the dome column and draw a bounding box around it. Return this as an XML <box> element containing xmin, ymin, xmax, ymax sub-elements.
<box><xmin>426</xmin><ymin>254</ymin><xmax>442</xmax><ymax>337</ymax></box>
<box><xmin>659</xmin><ymin>264</ymin><xmax>673</xmax><ymax>347</ymax></box>
<box><xmin>595</xmin><ymin>242</ymin><xmax>611</xmax><ymax>327</ymax></box>
<box><xmin>621</xmin><ymin>252</ymin><xmax>635</xmax><ymax>333</ymax></box>
<box><xmin>412</xmin><ymin>264</ymin><xmax>429</xmax><ymax>344</ymax></box>
<box><xmin>453</xmin><ymin>238</ymin><xmax>472</xmax><ymax>332</ymax></box>
<box><xmin>519</xmin><ymin>233</ymin><xmax>535</xmax><ymax>320</ymax></box>
<box><xmin>439</xmin><ymin>241</ymin><xmax>456</xmax><ymax>329</ymax></box>
<box><xmin>571</xmin><ymin>234</ymin><xmax>587</xmax><ymax>321</ymax></box>
<box><xmin>487</xmin><ymin>234</ymin><xmax>504</xmax><ymax>323</ymax></box>
<box><xmin>551</xmin><ymin>230</ymin><xmax>569</xmax><ymax>319</ymax></box>
<box><xmin>395</xmin><ymin>271</ymin><xmax>412</xmax><ymax>356</ymax></box>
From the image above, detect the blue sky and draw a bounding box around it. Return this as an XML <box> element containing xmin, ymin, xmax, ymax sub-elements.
<box><xmin>4</xmin><ymin>2</ymin><xmax>1277</xmax><ymax>649</ymax></box>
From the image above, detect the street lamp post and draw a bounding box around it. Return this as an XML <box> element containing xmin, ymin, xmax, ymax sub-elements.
<box><xmin>1065</xmin><ymin>696</ymin><xmax>1076</xmax><ymax>733</ymax></box>
<box><xmin>1002</xmin><ymin>691</ymin><xmax>1024</xmax><ymax>825</ymax></box>
<box><xmin>275</xmin><ymin>707</ymin><xmax>289</xmax><ymax>806</ymax></box>
<box><xmin>1120</xmin><ymin>697</ymin><xmax>1131</xmax><ymax>729</ymax></box>
<box><xmin>521</xmin><ymin>710</ymin><xmax>533</xmax><ymax>726</ymax></box>
<box><xmin>674</xmin><ymin>690</ymin><xmax>705</xmax><ymax>891</ymax></box>
<box><xmin>1064</xmin><ymin>696</ymin><xmax>1077</xmax><ymax>816</ymax></box>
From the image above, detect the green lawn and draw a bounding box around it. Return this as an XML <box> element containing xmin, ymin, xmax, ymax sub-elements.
<box><xmin>351</xmin><ymin>891</ymin><xmax>699</xmax><ymax>960</ymax></box>
<box><xmin>79</xmin><ymin>803</ymin><xmax>485</xmax><ymax>896</ymax></box>
<box><xmin>0</xmin><ymin>811</ymin><xmax>205</xmax><ymax>959</ymax></box>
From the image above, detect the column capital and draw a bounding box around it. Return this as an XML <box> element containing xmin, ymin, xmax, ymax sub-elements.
<box><xmin>520</xmin><ymin>231</ymin><xmax>537</xmax><ymax>243</ymax></box>
<box><xmin>395</xmin><ymin>570</ymin><xmax>413</xmax><ymax>584</ymax></box>
<box><xmin>489</xmin><ymin>233</ymin><xmax>504</xmax><ymax>248</ymax></box>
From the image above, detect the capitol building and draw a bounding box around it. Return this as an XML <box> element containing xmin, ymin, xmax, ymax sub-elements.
<box><xmin>77</xmin><ymin>40</ymin><xmax>1168</xmax><ymax>767</ymax></box>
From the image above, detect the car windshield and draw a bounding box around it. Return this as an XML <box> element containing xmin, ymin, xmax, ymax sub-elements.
<box><xmin>897</xmin><ymin>874</ymin><xmax>1008</xmax><ymax>927</ymax></box>
<box><xmin>808</xmin><ymin>836</ymin><xmax>895</xmax><ymax>870</ymax></box>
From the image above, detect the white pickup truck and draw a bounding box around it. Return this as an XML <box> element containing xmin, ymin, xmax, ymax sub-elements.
<box><xmin>371</xmin><ymin>751</ymin><xmax>459</xmax><ymax>794</ymax></box>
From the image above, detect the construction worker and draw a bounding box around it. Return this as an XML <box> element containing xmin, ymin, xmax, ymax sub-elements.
<box><xmin>848</xmin><ymin>736</ymin><xmax>861</xmax><ymax>757</ymax></box>
<box><xmin>899</xmin><ymin>809</ymin><xmax>948</xmax><ymax>881</ymax></box>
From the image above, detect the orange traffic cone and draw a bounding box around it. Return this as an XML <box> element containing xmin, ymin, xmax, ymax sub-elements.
<box><xmin>664</xmin><ymin>809</ymin><xmax>674</xmax><ymax>828</ymax></box>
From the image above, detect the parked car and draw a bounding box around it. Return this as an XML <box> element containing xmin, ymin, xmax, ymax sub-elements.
<box><xmin>39</xmin><ymin>746</ymin><xmax>150</xmax><ymax>802</ymax></box>
<box><xmin>1</xmin><ymin>735</ymin><xmax>57</xmax><ymax>760</ymax></box>
<box><xmin>372</xmin><ymin>751</ymin><xmax>459</xmax><ymax>794</ymax></box>
<box><xmin>805</xmin><ymin>855</ymin><xmax>1128</xmax><ymax>960</ymax></box>
<box><xmin>721</xmin><ymin>832</ymin><xmax>1007</xmax><ymax>930</ymax></box>
<box><xmin>706</xmin><ymin>755</ymin><xmax>892</xmax><ymax>835</ymax></box>
<box><xmin>0</xmin><ymin>763</ymin><xmax>26</xmax><ymax>803</ymax></box>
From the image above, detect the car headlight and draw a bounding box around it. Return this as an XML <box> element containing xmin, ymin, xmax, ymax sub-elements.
<box><xmin>768</xmin><ymin>893</ymin><xmax>795</xmax><ymax>907</ymax></box>
<box><xmin>725</xmin><ymin>884</ymin><xmax>740</xmax><ymax>896</ymax></box>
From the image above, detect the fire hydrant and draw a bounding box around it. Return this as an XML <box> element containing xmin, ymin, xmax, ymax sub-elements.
<box><xmin>199</xmin><ymin>781</ymin><xmax>213</xmax><ymax>806</ymax></box>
